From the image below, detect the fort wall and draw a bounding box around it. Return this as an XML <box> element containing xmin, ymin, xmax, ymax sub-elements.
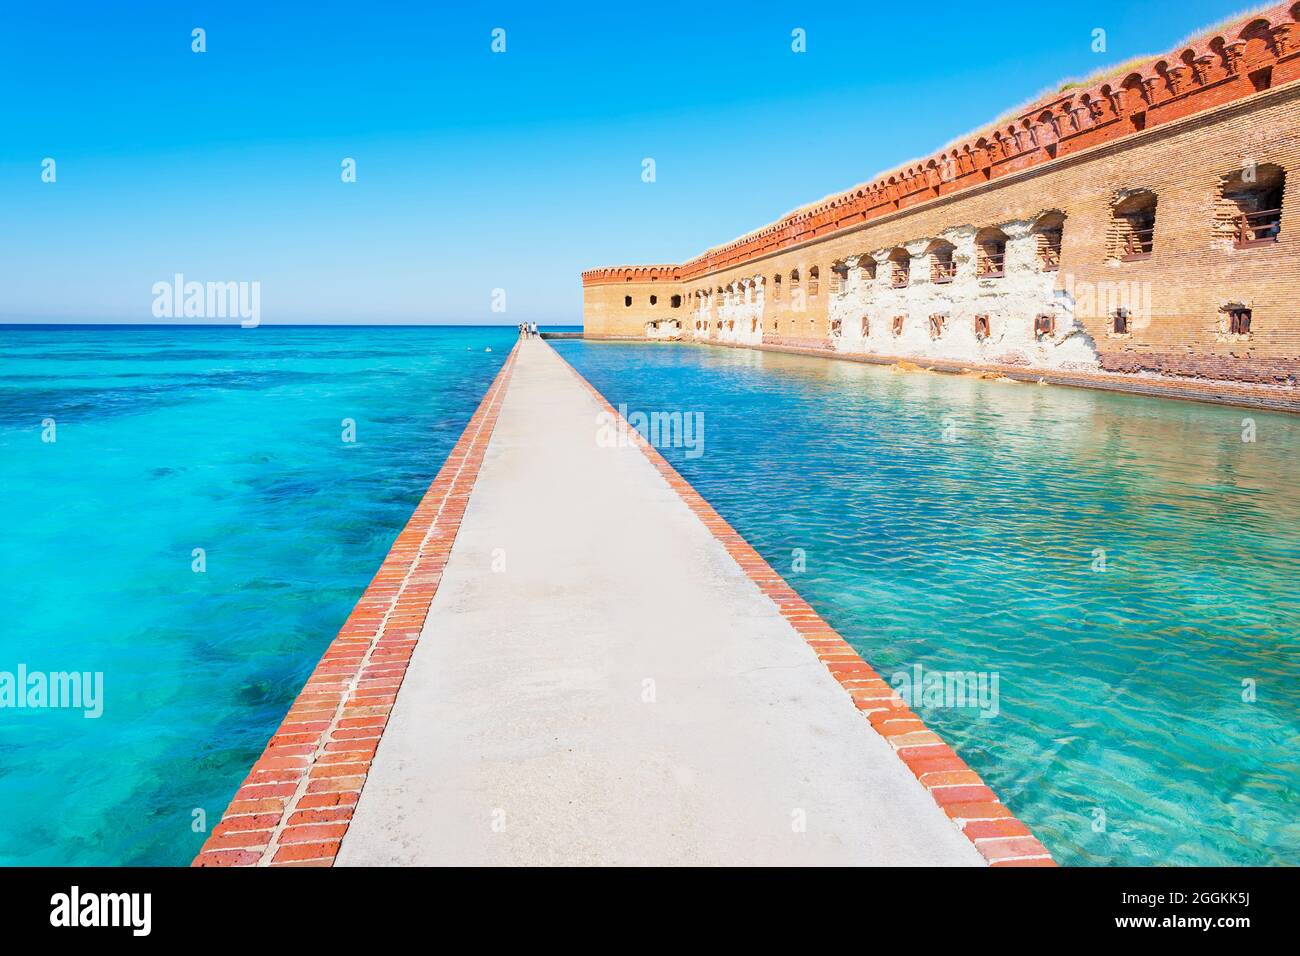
<box><xmin>580</xmin><ymin>3</ymin><xmax>1300</xmax><ymax>386</ymax></box>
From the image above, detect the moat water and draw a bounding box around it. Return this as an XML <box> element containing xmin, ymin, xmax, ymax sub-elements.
<box><xmin>555</xmin><ymin>339</ymin><xmax>1300</xmax><ymax>867</ymax></box>
<box><xmin>0</xmin><ymin>325</ymin><xmax>515</xmax><ymax>864</ymax></box>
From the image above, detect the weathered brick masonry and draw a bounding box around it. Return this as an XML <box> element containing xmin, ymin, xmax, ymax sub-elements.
<box><xmin>582</xmin><ymin>3</ymin><xmax>1300</xmax><ymax>390</ymax></box>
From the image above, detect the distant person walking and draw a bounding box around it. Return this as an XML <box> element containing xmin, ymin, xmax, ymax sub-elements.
<box><xmin>529</xmin><ymin>321</ymin><xmax>538</xmax><ymax>338</ymax></box>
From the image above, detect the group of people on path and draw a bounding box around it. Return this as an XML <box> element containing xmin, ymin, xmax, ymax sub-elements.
<box><xmin>518</xmin><ymin>321</ymin><xmax>539</xmax><ymax>339</ymax></box>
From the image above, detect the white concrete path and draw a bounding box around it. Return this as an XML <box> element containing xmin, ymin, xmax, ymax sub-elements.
<box><xmin>337</xmin><ymin>339</ymin><xmax>982</xmax><ymax>866</ymax></box>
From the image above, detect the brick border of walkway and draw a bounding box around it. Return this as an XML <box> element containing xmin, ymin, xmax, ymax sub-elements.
<box><xmin>547</xmin><ymin>341</ymin><xmax>1055</xmax><ymax>867</ymax></box>
<box><xmin>193</xmin><ymin>343</ymin><xmax>519</xmax><ymax>867</ymax></box>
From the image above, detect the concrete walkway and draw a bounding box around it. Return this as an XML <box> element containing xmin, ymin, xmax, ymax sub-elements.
<box><xmin>336</xmin><ymin>339</ymin><xmax>983</xmax><ymax>866</ymax></box>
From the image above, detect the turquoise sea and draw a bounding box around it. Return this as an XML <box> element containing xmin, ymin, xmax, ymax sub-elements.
<box><xmin>0</xmin><ymin>325</ymin><xmax>514</xmax><ymax>865</ymax></box>
<box><xmin>3</xmin><ymin>328</ymin><xmax>1296</xmax><ymax>867</ymax></box>
<box><xmin>556</xmin><ymin>340</ymin><xmax>1300</xmax><ymax>867</ymax></box>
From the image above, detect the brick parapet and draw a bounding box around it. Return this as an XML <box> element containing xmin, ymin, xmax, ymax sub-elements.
<box><xmin>581</xmin><ymin>265</ymin><xmax>682</xmax><ymax>286</ymax></box>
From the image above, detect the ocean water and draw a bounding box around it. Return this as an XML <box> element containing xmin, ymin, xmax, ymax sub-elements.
<box><xmin>0</xmin><ymin>325</ymin><xmax>514</xmax><ymax>865</ymax></box>
<box><xmin>555</xmin><ymin>340</ymin><xmax>1300</xmax><ymax>867</ymax></box>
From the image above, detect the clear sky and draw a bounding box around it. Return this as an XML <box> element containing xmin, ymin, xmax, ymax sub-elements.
<box><xmin>0</xmin><ymin>0</ymin><xmax>1251</xmax><ymax>324</ymax></box>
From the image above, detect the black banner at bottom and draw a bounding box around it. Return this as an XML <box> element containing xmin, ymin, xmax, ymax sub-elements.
<box><xmin>0</xmin><ymin>865</ymin><xmax>1281</xmax><ymax>942</ymax></box>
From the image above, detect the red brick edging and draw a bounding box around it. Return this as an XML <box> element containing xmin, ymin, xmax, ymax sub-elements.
<box><xmin>547</xmin><ymin>341</ymin><xmax>1055</xmax><ymax>867</ymax></box>
<box><xmin>193</xmin><ymin>343</ymin><xmax>519</xmax><ymax>867</ymax></box>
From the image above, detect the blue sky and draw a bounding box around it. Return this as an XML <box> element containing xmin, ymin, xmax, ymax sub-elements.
<box><xmin>0</xmin><ymin>0</ymin><xmax>1249</xmax><ymax>324</ymax></box>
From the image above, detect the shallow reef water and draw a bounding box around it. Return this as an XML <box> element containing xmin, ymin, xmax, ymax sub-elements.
<box><xmin>0</xmin><ymin>325</ymin><xmax>514</xmax><ymax>864</ymax></box>
<box><xmin>556</xmin><ymin>339</ymin><xmax>1300</xmax><ymax>867</ymax></box>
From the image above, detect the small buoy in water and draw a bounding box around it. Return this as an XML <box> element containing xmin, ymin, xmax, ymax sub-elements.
<box><xmin>485</xmin><ymin>347</ymin><xmax>493</xmax><ymax>352</ymax></box>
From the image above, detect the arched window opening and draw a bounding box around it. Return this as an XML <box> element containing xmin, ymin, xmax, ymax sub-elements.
<box><xmin>856</xmin><ymin>256</ymin><xmax>877</xmax><ymax>281</ymax></box>
<box><xmin>928</xmin><ymin>314</ymin><xmax>947</xmax><ymax>338</ymax></box>
<box><xmin>670</xmin><ymin>294</ymin><xmax>682</xmax><ymax>308</ymax></box>
<box><xmin>976</xmin><ymin>227</ymin><xmax>1008</xmax><ymax>277</ymax></box>
<box><xmin>750</xmin><ymin>317</ymin><xmax>758</xmax><ymax>333</ymax></box>
<box><xmin>772</xmin><ymin>274</ymin><xmax>782</xmax><ymax>301</ymax></box>
<box><xmin>1218</xmin><ymin>164</ymin><xmax>1285</xmax><ymax>247</ymax></box>
<box><xmin>1033</xmin><ymin>212</ymin><xmax>1065</xmax><ymax>271</ymax></box>
<box><xmin>860</xmin><ymin>315</ymin><xmax>870</xmax><ymax>337</ymax></box>
<box><xmin>1034</xmin><ymin>313</ymin><xmax>1055</xmax><ymax>338</ymax></box>
<box><xmin>928</xmin><ymin>241</ymin><xmax>957</xmax><ymax>283</ymax></box>
<box><xmin>1113</xmin><ymin>308</ymin><xmax>1129</xmax><ymax>334</ymax></box>
<box><xmin>624</xmin><ymin>295</ymin><xmax>633</xmax><ymax>307</ymax></box>
<box><xmin>649</xmin><ymin>295</ymin><xmax>658</xmax><ymax>306</ymax></box>
<box><xmin>1109</xmin><ymin>191</ymin><xmax>1157</xmax><ymax>260</ymax></box>
<box><xmin>790</xmin><ymin>269</ymin><xmax>801</xmax><ymax>291</ymax></box>
<box><xmin>891</xmin><ymin>314</ymin><xmax>905</xmax><ymax>335</ymax></box>
<box><xmin>974</xmin><ymin>314</ymin><xmax>990</xmax><ymax>339</ymax></box>
<box><xmin>808</xmin><ymin>266</ymin><xmax>820</xmax><ymax>297</ymax></box>
<box><xmin>830</xmin><ymin>317</ymin><xmax>842</xmax><ymax>336</ymax></box>
<box><xmin>887</xmin><ymin>248</ymin><xmax>910</xmax><ymax>288</ymax></box>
